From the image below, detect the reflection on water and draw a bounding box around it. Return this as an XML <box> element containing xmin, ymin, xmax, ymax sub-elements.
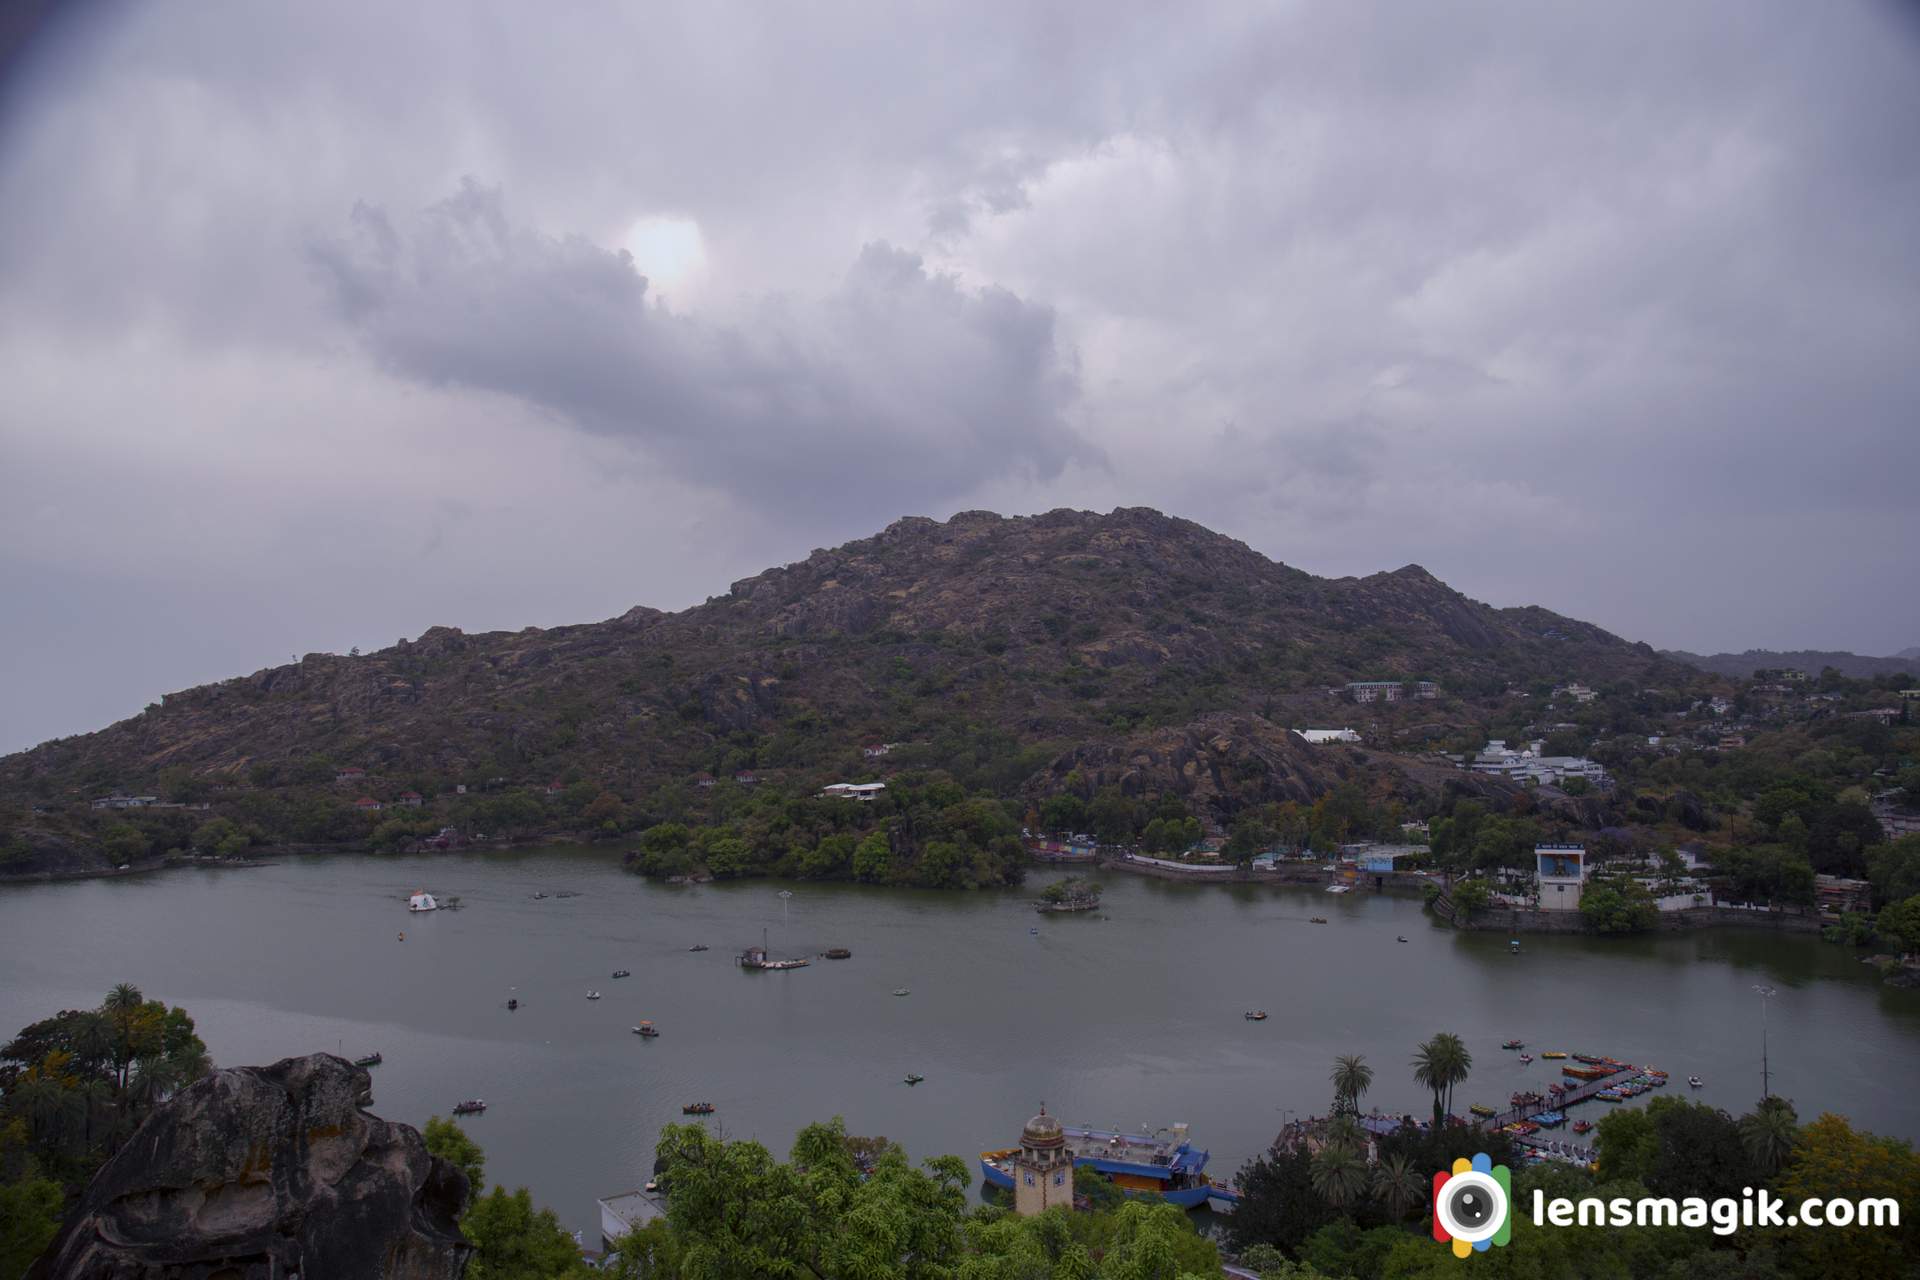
<box><xmin>2</xmin><ymin>847</ymin><xmax>1914</xmax><ymax>1238</ymax></box>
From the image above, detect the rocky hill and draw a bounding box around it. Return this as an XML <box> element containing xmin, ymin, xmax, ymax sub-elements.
<box><xmin>1663</xmin><ymin>647</ymin><xmax>1920</xmax><ymax>681</ymax></box>
<box><xmin>30</xmin><ymin>1054</ymin><xmax>469</xmax><ymax>1279</ymax></box>
<box><xmin>1</xmin><ymin>508</ymin><xmax>1694</xmax><ymax>866</ymax></box>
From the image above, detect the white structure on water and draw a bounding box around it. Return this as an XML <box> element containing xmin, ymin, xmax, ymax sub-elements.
<box><xmin>407</xmin><ymin>890</ymin><xmax>439</xmax><ymax>912</ymax></box>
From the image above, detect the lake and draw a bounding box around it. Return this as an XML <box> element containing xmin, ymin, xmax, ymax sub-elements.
<box><xmin>2</xmin><ymin>847</ymin><xmax>1915</xmax><ymax>1241</ymax></box>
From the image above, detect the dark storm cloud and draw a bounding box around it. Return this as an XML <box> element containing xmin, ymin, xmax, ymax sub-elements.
<box><xmin>310</xmin><ymin>180</ymin><xmax>1092</xmax><ymax>520</ymax></box>
<box><xmin>2</xmin><ymin>0</ymin><xmax>1919</xmax><ymax>753</ymax></box>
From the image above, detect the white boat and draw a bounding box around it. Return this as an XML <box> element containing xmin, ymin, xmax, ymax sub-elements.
<box><xmin>586</xmin><ymin>990</ymin><xmax>602</xmax><ymax>1000</ymax></box>
<box><xmin>1325</xmin><ymin>884</ymin><xmax>1351</xmax><ymax>894</ymax></box>
<box><xmin>407</xmin><ymin>891</ymin><xmax>439</xmax><ymax>912</ymax></box>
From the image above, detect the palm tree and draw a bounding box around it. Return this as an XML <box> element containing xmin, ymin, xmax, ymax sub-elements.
<box><xmin>1374</xmin><ymin>1153</ymin><xmax>1426</xmax><ymax>1221</ymax></box>
<box><xmin>1330</xmin><ymin>1054</ymin><xmax>1374</xmax><ymax>1117</ymax></box>
<box><xmin>104</xmin><ymin>983</ymin><xmax>145</xmax><ymax>1092</ymax></box>
<box><xmin>1740</xmin><ymin>1100</ymin><xmax>1799</xmax><ymax>1176</ymax></box>
<box><xmin>1413</xmin><ymin>1033</ymin><xmax>1473</xmax><ymax>1124</ymax></box>
<box><xmin>1310</xmin><ymin>1140</ymin><xmax>1371</xmax><ymax>1209</ymax></box>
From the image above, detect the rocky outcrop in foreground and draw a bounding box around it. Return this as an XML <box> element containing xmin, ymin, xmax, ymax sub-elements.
<box><xmin>32</xmin><ymin>1054</ymin><xmax>469</xmax><ymax>1280</ymax></box>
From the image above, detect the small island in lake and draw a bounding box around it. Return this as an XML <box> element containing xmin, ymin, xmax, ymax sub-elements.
<box><xmin>1035</xmin><ymin>877</ymin><xmax>1103</xmax><ymax>913</ymax></box>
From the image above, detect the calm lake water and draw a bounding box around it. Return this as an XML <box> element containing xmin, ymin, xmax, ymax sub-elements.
<box><xmin>2</xmin><ymin>848</ymin><xmax>1916</xmax><ymax>1239</ymax></box>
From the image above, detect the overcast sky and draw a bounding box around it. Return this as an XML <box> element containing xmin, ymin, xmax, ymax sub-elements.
<box><xmin>2</xmin><ymin>1</ymin><xmax>1917</xmax><ymax>754</ymax></box>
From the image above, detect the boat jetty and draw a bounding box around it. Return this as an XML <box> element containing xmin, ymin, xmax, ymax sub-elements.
<box><xmin>981</xmin><ymin>1114</ymin><xmax>1239</xmax><ymax>1209</ymax></box>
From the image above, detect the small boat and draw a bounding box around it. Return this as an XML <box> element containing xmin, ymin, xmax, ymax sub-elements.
<box><xmin>1541</xmin><ymin>1051</ymin><xmax>1568</xmax><ymax>1060</ymax></box>
<box><xmin>1325</xmin><ymin>884</ymin><xmax>1351</xmax><ymax>894</ymax></box>
<box><xmin>1244</xmin><ymin>1010</ymin><xmax>1268</xmax><ymax>1021</ymax></box>
<box><xmin>904</xmin><ymin>1073</ymin><xmax>924</xmax><ymax>1085</ymax></box>
<box><xmin>633</xmin><ymin>1021</ymin><xmax>659</xmax><ymax>1038</ymax></box>
<box><xmin>611</xmin><ymin>970</ymin><xmax>631</xmax><ymax>979</ymax></box>
<box><xmin>1309</xmin><ymin>917</ymin><xmax>1329</xmax><ymax>925</ymax></box>
<box><xmin>1688</xmin><ymin>1076</ymin><xmax>1703</xmax><ymax>1089</ymax></box>
<box><xmin>353</xmin><ymin>1052</ymin><xmax>382</xmax><ymax>1068</ymax></box>
<box><xmin>531</xmin><ymin>891</ymin><xmax>548</xmax><ymax>900</ymax></box>
<box><xmin>1572</xmin><ymin>1120</ymin><xmax>1593</xmax><ymax>1134</ymax></box>
<box><xmin>586</xmin><ymin>991</ymin><xmax>602</xmax><ymax>1001</ymax></box>
<box><xmin>824</xmin><ymin>948</ymin><xmax>852</xmax><ymax>960</ymax></box>
<box><xmin>506</xmin><ymin>998</ymin><xmax>518</xmax><ymax>1010</ymax></box>
<box><xmin>1396</xmin><ymin>935</ymin><xmax>1408</xmax><ymax>943</ymax></box>
<box><xmin>1470</xmin><ymin>1104</ymin><xmax>1496</xmax><ymax>1117</ymax></box>
<box><xmin>452</xmin><ymin>1099</ymin><xmax>486</xmax><ymax>1115</ymax></box>
<box><xmin>892</xmin><ymin>988</ymin><xmax>910</xmax><ymax>997</ymax></box>
<box><xmin>408</xmin><ymin>891</ymin><xmax>439</xmax><ymax>913</ymax></box>
<box><xmin>689</xmin><ymin>944</ymin><xmax>709</xmax><ymax>952</ymax></box>
<box><xmin>1509</xmin><ymin>939</ymin><xmax>1521</xmax><ymax>953</ymax></box>
<box><xmin>682</xmin><ymin>1102</ymin><xmax>715</xmax><ymax>1115</ymax></box>
<box><xmin>1029</xmin><ymin>926</ymin><xmax>1038</xmax><ymax>935</ymax></box>
<box><xmin>1519</xmin><ymin>1054</ymin><xmax>1534</xmax><ymax>1064</ymax></box>
<box><xmin>397</xmin><ymin>932</ymin><xmax>405</xmax><ymax>942</ymax></box>
<box><xmin>1502</xmin><ymin>1040</ymin><xmax>1525</xmax><ymax>1050</ymax></box>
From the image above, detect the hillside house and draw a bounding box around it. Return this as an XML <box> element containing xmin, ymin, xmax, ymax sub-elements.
<box><xmin>353</xmin><ymin>796</ymin><xmax>382</xmax><ymax>812</ymax></box>
<box><xmin>1850</xmin><ymin>708</ymin><xmax>1900</xmax><ymax>726</ymax></box>
<box><xmin>1552</xmin><ymin>682</ymin><xmax>1598</xmax><ymax>703</ymax></box>
<box><xmin>397</xmin><ymin>791</ymin><xmax>423</xmax><ymax>808</ymax></box>
<box><xmin>89</xmin><ymin>794</ymin><xmax>157</xmax><ymax>810</ymax></box>
<box><xmin>334</xmin><ymin>767</ymin><xmax>367</xmax><ymax>784</ymax></box>
<box><xmin>863</xmin><ymin>743</ymin><xmax>891</xmax><ymax>759</ymax></box>
<box><xmin>733</xmin><ymin>771</ymin><xmax>759</xmax><ymax>785</ymax></box>
<box><xmin>694</xmin><ymin>773</ymin><xmax>716</xmax><ymax>789</ymax></box>
<box><xmin>821</xmin><ymin>782</ymin><xmax>887</xmax><ymax>802</ymax></box>
<box><xmin>544</xmin><ymin>780</ymin><xmax>565</xmax><ymax>796</ymax></box>
<box><xmin>1814</xmin><ymin>875</ymin><xmax>1872</xmax><ymax>918</ymax></box>
<box><xmin>1337</xmin><ymin>680</ymin><xmax>1439</xmax><ymax>703</ymax></box>
<box><xmin>1468</xmin><ymin>739</ymin><xmax>1610</xmax><ymax>788</ymax></box>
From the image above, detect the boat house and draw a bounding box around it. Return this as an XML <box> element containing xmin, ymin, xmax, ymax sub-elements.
<box><xmin>1535</xmin><ymin>844</ymin><xmax>1589</xmax><ymax>910</ymax></box>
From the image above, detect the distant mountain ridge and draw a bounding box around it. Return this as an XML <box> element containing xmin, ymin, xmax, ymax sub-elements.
<box><xmin>1661</xmin><ymin>647</ymin><xmax>1920</xmax><ymax>681</ymax></box>
<box><xmin>1</xmin><ymin>508</ymin><xmax>1690</xmax><ymax>819</ymax></box>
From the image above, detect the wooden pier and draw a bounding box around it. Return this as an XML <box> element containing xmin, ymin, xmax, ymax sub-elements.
<box><xmin>1476</xmin><ymin>1067</ymin><xmax>1637</xmax><ymax>1131</ymax></box>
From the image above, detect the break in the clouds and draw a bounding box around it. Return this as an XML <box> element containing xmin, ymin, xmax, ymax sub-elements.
<box><xmin>309</xmin><ymin>180</ymin><xmax>1089</xmax><ymax>517</ymax></box>
<box><xmin>1</xmin><ymin>0</ymin><xmax>1918</xmax><ymax>753</ymax></box>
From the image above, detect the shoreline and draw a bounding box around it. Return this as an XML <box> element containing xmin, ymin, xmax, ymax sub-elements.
<box><xmin>0</xmin><ymin>842</ymin><xmax>1851</xmax><ymax>942</ymax></box>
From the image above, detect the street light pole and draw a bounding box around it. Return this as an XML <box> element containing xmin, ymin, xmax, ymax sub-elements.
<box><xmin>1753</xmin><ymin>984</ymin><xmax>1777</xmax><ymax>1102</ymax></box>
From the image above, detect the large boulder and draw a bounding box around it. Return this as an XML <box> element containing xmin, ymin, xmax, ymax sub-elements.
<box><xmin>32</xmin><ymin>1054</ymin><xmax>470</xmax><ymax>1280</ymax></box>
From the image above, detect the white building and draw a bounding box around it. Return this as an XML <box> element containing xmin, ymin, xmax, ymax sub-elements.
<box><xmin>821</xmin><ymin>782</ymin><xmax>887</xmax><ymax>802</ymax></box>
<box><xmin>1466</xmin><ymin>740</ymin><xmax>1609</xmax><ymax>789</ymax></box>
<box><xmin>1535</xmin><ymin>844</ymin><xmax>1589</xmax><ymax>910</ymax></box>
<box><xmin>1552</xmin><ymin>683</ymin><xmax>1599</xmax><ymax>703</ymax></box>
<box><xmin>1293</xmin><ymin>728</ymin><xmax>1361</xmax><ymax>744</ymax></box>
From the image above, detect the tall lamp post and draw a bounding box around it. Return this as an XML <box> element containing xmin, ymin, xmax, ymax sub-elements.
<box><xmin>778</xmin><ymin>889</ymin><xmax>793</xmax><ymax>920</ymax></box>
<box><xmin>1753</xmin><ymin>984</ymin><xmax>1777</xmax><ymax>1102</ymax></box>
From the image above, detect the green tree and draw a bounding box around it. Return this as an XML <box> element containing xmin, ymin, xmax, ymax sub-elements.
<box><xmin>1775</xmin><ymin>1113</ymin><xmax>1920</xmax><ymax>1279</ymax></box>
<box><xmin>1329</xmin><ymin>1054</ymin><xmax>1373</xmax><ymax>1117</ymax></box>
<box><xmin>1372</xmin><ymin>1152</ymin><xmax>1425</xmax><ymax>1222</ymax></box>
<box><xmin>1411</xmin><ymin>1033</ymin><xmax>1471</xmax><ymax>1125</ymax></box>
<box><xmin>1876</xmin><ymin>894</ymin><xmax>1920</xmax><ymax>956</ymax></box>
<box><xmin>1579</xmin><ymin>876</ymin><xmax>1659</xmax><ymax>933</ymax></box>
<box><xmin>423</xmin><ymin>1115</ymin><xmax>486</xmax><ymax>1195</ymax></box>
<box><xmin>851</xmin><ymin>831</ymin><xmax>893</xmax><ymax>883</ymax></box>
<box><xmin>1740</xmin><ymin>1097</ymin><xmax>1799</xmax><ymax>1177</ymax></box>
<box><xmin>100</xmin><ymin>823</ymin><xmax>149</xmax><ymax>863</ymax></box>
<box><xmin>1308</xmin><ymin>1141</ymin><xmax>1369</xmax><ymax>1210</ymax></box>
<box><xmin>462</xmin><ymin>1186</ymin><xmax>588</xmax><ymax>1279</ymax></box>
<box><xmin>0</xmin><ymin>1174</ymin><xmax>62</xmax><ymax>1280</ymax></box>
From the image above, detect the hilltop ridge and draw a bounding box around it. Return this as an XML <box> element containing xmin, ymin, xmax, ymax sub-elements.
<box><xmin>0</xmin><ymin>508</ymin><xmax>1695</xmax><ymax>872</ymax></box>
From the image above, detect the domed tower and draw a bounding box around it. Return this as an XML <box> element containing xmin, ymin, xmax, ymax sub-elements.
<box><xmin>1012</xmin><ymin>1105</ymin><xmax>1075</xmax><ymax>1215</ymax></box>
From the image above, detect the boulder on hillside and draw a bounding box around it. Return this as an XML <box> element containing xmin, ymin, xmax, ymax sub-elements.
<box><xmin>32</xmin><ymin>1053</ymin><xmax>470</xmax><ymax>1280</ymax></box>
